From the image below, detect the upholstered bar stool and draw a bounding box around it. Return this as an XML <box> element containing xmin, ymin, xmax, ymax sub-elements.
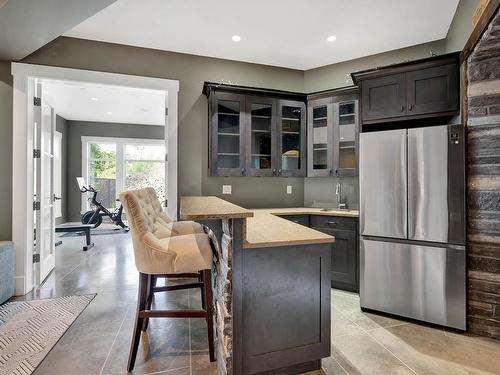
<box><xmin>141</xmin><ymin>187</ymin><xmax>205</xmax><ymax>237</ymax></box>
<box><xmin>119</xmin><ymin>188</ymin><xmax>215</xmax><ymax>372</ymax></box>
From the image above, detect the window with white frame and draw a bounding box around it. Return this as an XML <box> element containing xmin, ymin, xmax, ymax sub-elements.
<box><xmin>82</xmin><ymin>136</ymin><xmax>166</xmax><ymax>211</ymax></box>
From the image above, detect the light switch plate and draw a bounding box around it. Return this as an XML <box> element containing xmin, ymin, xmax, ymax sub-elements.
<box><xmin>222</xmin><ymin>185</ymin><xmax>232</xmax><ymax>195</ymax></box>
<box><xmin>286</xmin><ymin>185</ymin><xmax>293</xmax><ymax>194</ymax></box>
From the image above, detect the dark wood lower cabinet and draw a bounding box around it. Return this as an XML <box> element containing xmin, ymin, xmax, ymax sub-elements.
<box><xmin>241</xmin><ymin>244</ymin><xmax>331</xmax><ymax>374</ymax></box>
<box><xmin>279</xmin><ymin>214</ymin><xmax>359</xmax><ymax>293</ymax></box>
<box><xmin>313</xmin><ymin>227</ymin><xmax>358</xmax><ymax>292</ymax></box>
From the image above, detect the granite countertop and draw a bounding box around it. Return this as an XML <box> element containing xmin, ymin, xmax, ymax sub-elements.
<box><xmin>251</xmin><ymin>207</ymin><xmax>359</xmax><ymax>218</ymax></box>
<box><xmin>180</xmin><ymin>197</ymin><xmax>358</xmax><ymax>249</ymax></box>
<box><xmin>180</xmin><ymin>196</ymin><xmax>253</xmax><ymax>220</ymax></box>
<box><xmin>243</xmin><ymin>207</ymin><xmax>358</xmax><ymax>248</ymax></box>
<box><xmin>243</xmin><ymin>209</ymin><xmax>334</xmax><ymax>249</ymax></box>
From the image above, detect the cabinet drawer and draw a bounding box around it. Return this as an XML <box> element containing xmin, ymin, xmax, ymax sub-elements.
<box><xmin>278</xmin><ymin>214</ymin><xmax>310</xmax><ymax>227</ymax></box>
<box><xmin>310</xmin><ymin>215</ymin><xmax>357</xmax><ymax>231</ymax></box>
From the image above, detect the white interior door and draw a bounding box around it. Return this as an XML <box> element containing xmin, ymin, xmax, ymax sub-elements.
<box><xmin>34</xmin><ymin>82</ymin><xmax>56</xmax><ymax>284</ymax></box>
<box><xmin>54</xmin><ymin>131</ymin><xmax>63</xmax><ymax>218</ymax></box>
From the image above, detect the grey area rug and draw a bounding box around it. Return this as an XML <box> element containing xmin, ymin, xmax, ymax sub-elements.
<box><xmin>0</xmin><ymin>295</ymin><xmax>95</xmax><ymax>375</ymax></box>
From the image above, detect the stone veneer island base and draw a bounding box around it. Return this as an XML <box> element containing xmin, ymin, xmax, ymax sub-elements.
<box><xmin>180</xmin><ymin>197</ymin><xmax>334</xmax><ymax>375</ymax></box>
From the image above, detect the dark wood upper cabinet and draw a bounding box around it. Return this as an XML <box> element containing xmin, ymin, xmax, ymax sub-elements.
<box><xmin>307</xmin><ymin>97</ymin><xmax>334</xmax><ymax>177</ymax></box>
<box><xmin>361</xmin><ymin>73</ymin><xmax>406</xmax><ymax>121</ymax></box>
<box><xmin>406</xmin><ymin>63</ymin><xmax>459</xmax><ymax>116</ymax></box>
<box><xmin>246</xmin><ymin>96</ymin><xmax>277</xmax><ymax>177</ymax></box>
<box><xmin>209</xmin><ymin>91</ymin><xmax>246</xmax><ymax>176</ymax></box>
<box><xmin>307</xmin><ymin>87</ymin><xmax>359</xmax><ymax>177</ymax></box>
<box><xmin>353</xmin><ymin>52</ymin><xmax>460</xmax><ymax>126</ymax></box>
<box><xmin>204</xmin><ymin>83</ymin><xmax>306</xmax><ymax>177</ymax></box>
<box><xmin>334</xmin><ymin>98</ymin><xmax>358</xmax><ymax>176</ymax></box>
<box><xmin>277</xmin><ymin>100</ymin><xmax>307</xmax><ymax>177</ymax></box>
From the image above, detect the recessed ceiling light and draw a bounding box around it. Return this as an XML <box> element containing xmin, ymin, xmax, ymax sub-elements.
<box><xmin>90</xmin><ymin>97</ymin><xmax>98</xmax><ymax>101</ymax></box>
<box><xmin>232</xmin><ymin>35</ymin><xmax>241</xmax><ymax>42</ymax></box>
<box><xmin>327</xmin><ymin>35</ymin><xmax>337</xmax><ymax>42</ymax></box>
<box><xmin>106</xmin><ymin>111</ymin><xmax>112</xmax><ymax>115</ymax></box>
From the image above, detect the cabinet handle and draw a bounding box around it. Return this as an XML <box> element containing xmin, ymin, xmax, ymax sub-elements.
<box><xmin>400</xmin><ymin>105</ymin><xmax>405</xmax><ymax>112</ymax></box>
<box><xmin>241</xmin><ymin>168</ymin><xmax>245</xmax><ymax>175</ymax></box>
<box><xmin>409</xmin><ymin>104</ymin><xmax>414</xmax><ymax>111</ymax></box>
<box><xmin>327</xmin><ymin>221</ymin><xmax>338</xmax><ymax>226</ymax></box>
<box><xmin>278</xmin><ymin>169</ymin><xmax>282</xmax><ymax>174</ymax></box>
<box><xmin>272</xmin><ymin>168</ymin><xmax>276</xmax><ymax>175</ymax></box>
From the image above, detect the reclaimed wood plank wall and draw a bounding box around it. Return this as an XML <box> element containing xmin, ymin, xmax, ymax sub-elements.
<box><xmin>466</xmin><ymin>8</ymin><xmax>500</xmax><ymax>340</ymax></box>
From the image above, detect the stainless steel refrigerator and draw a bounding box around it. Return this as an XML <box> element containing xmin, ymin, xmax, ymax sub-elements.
<box><xmin>359</xmin><ymin>124</ymin><xmax>466</xmax><ymax>330</ymax></box>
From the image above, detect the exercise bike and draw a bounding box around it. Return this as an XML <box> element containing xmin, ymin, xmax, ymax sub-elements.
<box><xmin>77</xmin><ymin>177</ymin><xmax>128</xmax><ymax>229</ymax></box>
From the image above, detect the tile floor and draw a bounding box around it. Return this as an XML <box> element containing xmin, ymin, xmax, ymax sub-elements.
<box><xmin>14</xmin><ymin>228</ymin><xmax>500</xmax><ymax>375</ymax></box>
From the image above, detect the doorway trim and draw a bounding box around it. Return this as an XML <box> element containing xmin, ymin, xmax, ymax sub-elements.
<box><xmin>11</xmin><ymin>62</ymin><xmax>179</xmax><ymax>295</ymax></box>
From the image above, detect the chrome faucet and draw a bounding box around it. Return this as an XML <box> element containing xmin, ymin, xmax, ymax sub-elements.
<box><xmin>336</xmin><ymin>182</ymin><xmax>346</xmax><ymax>209</ymax></box>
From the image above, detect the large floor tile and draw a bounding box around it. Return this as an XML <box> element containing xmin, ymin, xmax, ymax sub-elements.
<box><xmin>320</xmin><ymin>356</ymin><xmax>348</xmax><ymax>375</ymax></box>
<box><xmin>368</xmin><ymin>323</ymin><xmax>500</xmax><ymax>375</ymax></box>
<box><xmin>331</xmin><ymin>332</ymin><xmax>414</xmax><ymax>375</ymax></box>
<box><xmin>331</xmin><ymin>307</ymin><xmax>364</xmax><ymax>337</ymax></box>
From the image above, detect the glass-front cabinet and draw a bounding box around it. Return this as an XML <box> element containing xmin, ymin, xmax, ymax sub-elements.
<box><xmin>206</xmin><ymin>83</ymin><xmax>306</xmax><ymax>177</ymax></box>
<box><xmin>246</xmin><ymin>96</ymin><xmax>276</xmax><ymax>176</ymax></box>
<box><xmin>307</xmin><ymin>88</ymin><xmax>358</xmax><ymax>177</ymax></box>
<box><xmin>278</xmin><ymin>100</ymin><xmax>306</xmax><ymax>177</ymax></box>
<box><xmin>334</xmin><ymin>100</ymin><xmax>358</xmax><ymax>176</ymax></box>
<box><xmin>205</xmin><ymin>83</ymin><xmax>357</xmax><ymax>178</ymax></box>
<box><xmin>308</xmin><ymin>97</ymin><xmax>333</xmax><ymax>177</ymax></box>
<box><xmin>210</xmin><ymin>92</ymin><xmax>246</xmax><ymax>176</ymax></box>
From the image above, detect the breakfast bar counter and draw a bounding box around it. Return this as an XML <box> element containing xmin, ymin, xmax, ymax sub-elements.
<box><xmin>180</xmin><ymin>196</ymin><xmax>334</xmax><ymax>375</ymax></box>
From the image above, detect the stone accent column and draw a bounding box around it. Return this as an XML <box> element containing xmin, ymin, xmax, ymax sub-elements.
<box><xmin>466</xmin><ymin>8</ymin><xmax>500</xmax><ymax>340</ymax></box>
<box><xmin>213</xmin><ymin>219</ymin><xmax>234</xmax><ymax>374</ymax></box>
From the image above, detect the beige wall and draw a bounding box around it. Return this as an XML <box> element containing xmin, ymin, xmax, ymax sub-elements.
<box><xmin>22</xmin><ymin>37</ymin><xmax>307</xmax><ymax>210</ymax></box>
<box><xmin>303</xmin><ymin>40</ymin><xmax>447</xmax><ymax>92</ymax></box>
<box><xmin>0</xmin><ymin>61</ymin><xmax>12</xmax><ymax>240</ymax></box>
<box><xmin>446</xmin><ymin>0</ymin><xmax>479</xmax><ymax>53</ymax></box>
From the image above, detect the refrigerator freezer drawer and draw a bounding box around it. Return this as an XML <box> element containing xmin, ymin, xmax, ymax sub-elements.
<box><xmin>360</xmin><ymin>238</ymin><xmax>466</xmax><ymax>330</ymax></box>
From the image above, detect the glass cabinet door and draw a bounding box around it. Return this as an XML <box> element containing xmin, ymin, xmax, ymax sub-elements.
<box><xmin>278</xmin><ymin>100</ymin><xmax>306</xmax><ymax>177</ymax></box>
<box><xmin>307</xmin><ymin>98</ymin><xmax>333</xmax><ymax>177</ymax></box>
<box><xmin>334</xmin><ymin>100</ymin><xmax>358</xmax><ymax>176</ymax></box>
<box><xmin>247</xmin><ymin>96</ymin><xmax>276</xmax><ymax>176</ymax></box>
<box><xmin>210</xmin><ymin>93</ymin><xmax>245</xmax><ymax>176</ymax></box>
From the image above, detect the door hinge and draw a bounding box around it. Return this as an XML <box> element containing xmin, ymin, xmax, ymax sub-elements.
<box><xmin>33</xmin><ymin>253</ymin><xmax>40</xmax><ymax>263</ymax></box>
<box><xmin>33</xmin><ymin>149</ymin><xmax>41</xmax><ymax>158</ymax></box>
<box><xmin>33</xmin><ymin>201</ymin><xmax>40</xmax><ymax>211</ymax></box>
<box><xmin>34</xmin><ymin>97</ymin><xmax>41</xmax><ymax>107</ymax></box>
<box><xmin>165</xmin><ymin>153</ymin><xmax>168</xmax><ymax>161</ymax></box>
<box><xmin>165</xmin><ymin>107</ymin><xmax>168</xmax><ymax>116</ymax></box>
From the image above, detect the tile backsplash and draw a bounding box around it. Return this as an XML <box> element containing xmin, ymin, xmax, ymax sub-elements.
<box><xmin>304</xmin><ymin>177</ymin><xmax>359</xmax><ymax>209</ymax></box>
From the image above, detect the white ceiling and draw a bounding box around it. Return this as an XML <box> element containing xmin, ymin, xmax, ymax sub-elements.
<box><xmin>65</xmin><ymin>0</ymin><xmax>460</xmax><ymax>70</ymax></box>
<box><xmin>41</xmin><ymin>80</ymin><xmax>166</xmax><ymax>126</ymax></box>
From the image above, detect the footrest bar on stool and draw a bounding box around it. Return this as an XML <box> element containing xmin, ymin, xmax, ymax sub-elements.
<box><xmin>153</xmin><ymin>282</ymin><xmax>203</xmax><ymax>293</ymax></box>
<box><xmin>139</xmin><ymin>310</ymin><xmax>207</xmax><ymax>318</ymax></box>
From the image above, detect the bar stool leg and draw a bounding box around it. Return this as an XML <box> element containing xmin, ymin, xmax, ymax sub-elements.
<box><xmin>199</xmin><ymin>272</ymin><xmax>206</xmax><ymax>310</ymax></box>
<box><xmin>202</xmin><ymin>269</ymin><xmax>215</xmax><ymax>362</ymax></box>
<box><xmin>142</xmin><ymin>275</ymin><xmax>155</xmax><ymax>332</ymax></box>
<box><xmin>128</xmin><ymin>272</ymin><xmax>148</xmax><ymax>372</ymax></box>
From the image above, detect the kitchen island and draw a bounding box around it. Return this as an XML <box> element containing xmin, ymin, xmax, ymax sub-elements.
<box><xmin>180</xmin><ymin>197</ymin><xmax>335</xmax><ymax>375</ymax></box>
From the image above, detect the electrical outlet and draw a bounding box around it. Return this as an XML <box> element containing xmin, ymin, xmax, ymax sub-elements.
<box><xmin>286</xmin><ymin>185</ymin><xmax>293</xmax><ymax>194</ymax></box>
<box><xmin>222</xmin><ymin>185</ymin><xmax>232</xmax><ymax>195</ymax></box>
